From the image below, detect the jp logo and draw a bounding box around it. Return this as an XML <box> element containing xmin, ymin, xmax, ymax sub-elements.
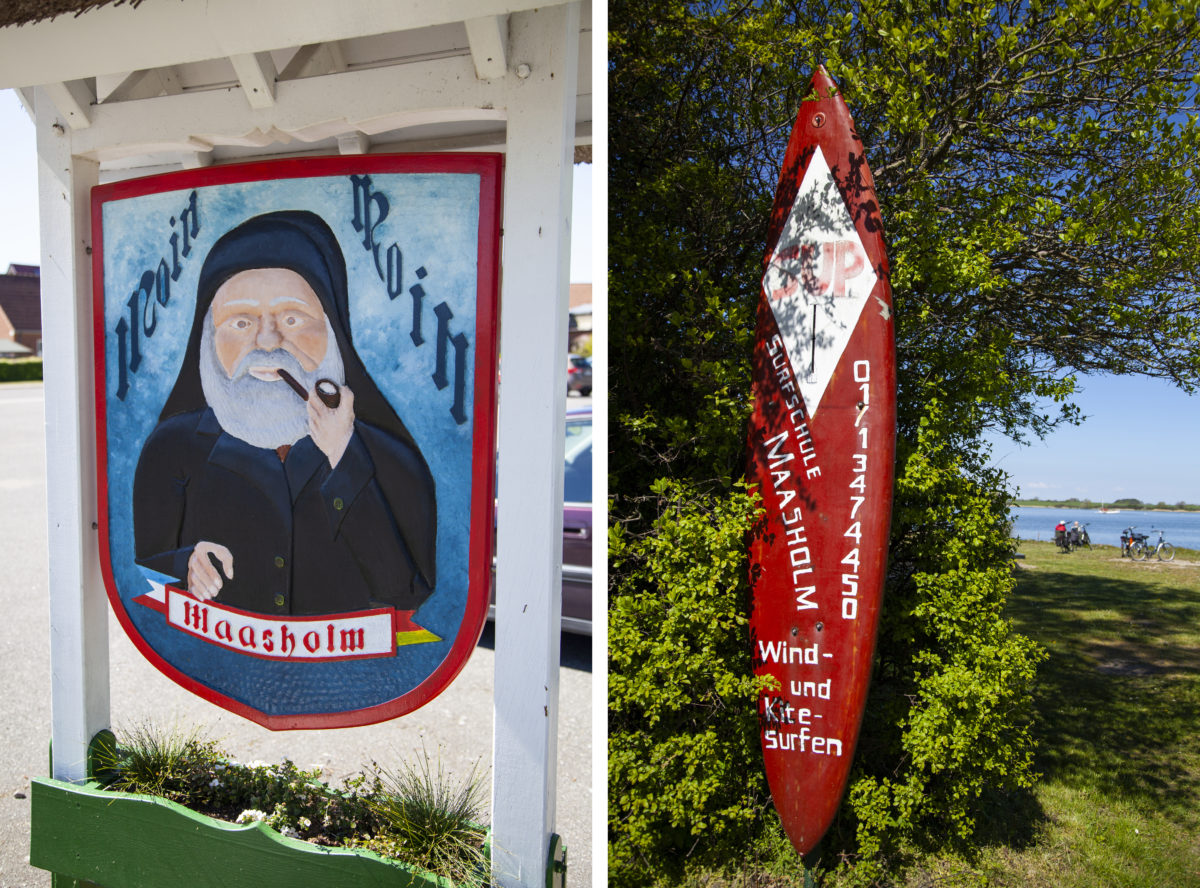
<box><xmin>762</xmin><ymin>146</ymin><xmax>878</xmax><ymax>415</ymax></box>
<box><xmin>766</xmin><ymin>239</ymin><xmax>869</xmax><ymax>303</ymax></box>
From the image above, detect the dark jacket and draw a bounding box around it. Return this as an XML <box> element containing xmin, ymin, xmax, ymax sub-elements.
<box><xmin>134</xmin><ymin>408</ymin><xmax>434</xmax><ymax>615</ymax></box>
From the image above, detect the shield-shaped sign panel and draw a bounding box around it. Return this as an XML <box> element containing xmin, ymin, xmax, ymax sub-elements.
<box><xmin>92</xmin><ymin>155</ymin><xmax>501</xmax><ymax>730</ymax></box>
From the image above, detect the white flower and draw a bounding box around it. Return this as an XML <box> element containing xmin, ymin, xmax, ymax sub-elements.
<box><xmin>208</xmin><ymin>778</ymin><xmax>222</xmax><ymax>788</ymax></box>
<box><xmin>280</xmin><ymin>826</ymin><xmax>301</xmax><ymax>839</ymax></box>
<box><xmin>236</xmin><ymin>809</ymin><xmax>268</xmax><ymax>824</ymax></box>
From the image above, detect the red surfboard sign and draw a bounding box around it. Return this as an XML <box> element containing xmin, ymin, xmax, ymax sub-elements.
<box><xmin>747</xmin><ymin>67</ymin><xmax>896</xmax><ymax>855</ymax></box>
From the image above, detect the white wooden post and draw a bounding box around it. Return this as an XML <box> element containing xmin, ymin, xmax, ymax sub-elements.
<box><xmin>35</xmin><ymin>87</ymin><xmax>110</xmax><ymax>783</ymax></box>
<box><xmin>491</xmin><ymin>3</ymin><xmax>579</xmax><ymax>886</ymax></box>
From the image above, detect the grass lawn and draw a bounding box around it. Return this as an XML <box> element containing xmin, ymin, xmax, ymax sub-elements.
<box><xmin>895</xmin><ymin>540</ymin><xmax>1200</xmax><ymax>888</ymax></box>
<box><xmin>660</xmin><ymin>540</ymin><xmax>1200</xmax><ymax>887</ymax></box>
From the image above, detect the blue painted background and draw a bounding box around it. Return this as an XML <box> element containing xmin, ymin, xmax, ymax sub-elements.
<box><xmin>100</xmin><ymin>172</ymin><xmax>483</xmax><ymax>718</ymax></box>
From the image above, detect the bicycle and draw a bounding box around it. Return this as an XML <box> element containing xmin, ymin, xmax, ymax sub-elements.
<box><xmin>1070</xmin><ymin>524</ymin><xmax>1092</xmax><ymax>551</ymax></box>
<box><xmin>1057</xmin><ymin>523</ymin><xmax>1091</xmax><ymax>553</ymax></box>
<box><xmin>1131</xmin><ymin>528</ymin><xmax>1175</xmax><ymax>562</ymax></box>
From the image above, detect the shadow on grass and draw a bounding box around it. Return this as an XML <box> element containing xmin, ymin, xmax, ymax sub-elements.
<box><xmin>970</xmin><ymin>783</ymin><xmax>1045</xmax><ymax>851</ymax></box>
<box><xmin>1007</xmin><ymin>559</ymin><xmax>1200</xmax><ymax>828</ymax></box>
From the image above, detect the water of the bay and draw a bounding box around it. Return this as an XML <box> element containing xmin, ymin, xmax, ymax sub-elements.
<box><xmin>1010</xmin><ymin>504</ymin><xmax>1200</xmax><ymax>552</ymax></box>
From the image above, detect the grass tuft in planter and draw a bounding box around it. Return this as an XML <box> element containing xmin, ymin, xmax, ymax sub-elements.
<box><xmin>355</xmin><ymin>752</ymin><xmax>488</xmax><ymax>886</ymax></box>
<box><xmin>102</xmin><ymin>724</ymin><xmax>224</xmax><ymax>803</ymax></box>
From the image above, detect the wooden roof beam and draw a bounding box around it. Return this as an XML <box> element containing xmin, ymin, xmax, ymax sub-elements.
<box><xmin>15</xmin><ymin>87</ymin><xmax>34</xmax><ymax>118</ymax></box>
<box><xmin>465</xmin><ymin>15</ymin><xmax>508</xmax><ymax>80</ymax></box>
<box><xmin>278</xmin><ymin>42</ymin><xmax>347</xmax><ymax>80</ymax></box>
<box><xmin>97</xmin><ymin>67</ymin><xmax>183</xmax><ymax>103</ymax></box>
<box><xmin>69</xmin><ymin>54</ymin><xmax>506</xmax><ymax>161</ymax></box>
<box><xmin>229</xmin><ymin>51</ymin><xmax>277</xmax><ymax>109</ymax></box>
<box><xmin>43</xmin><ymin>79</ymin><xmax>95</xmax><ymax>129</ymax></box>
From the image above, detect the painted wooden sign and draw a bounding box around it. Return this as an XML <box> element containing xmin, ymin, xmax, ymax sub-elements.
<box><xmin>92</xmin><ymin>154</ymin><xmax>501</xmax><ymax>729</ymax></box>
<box><xmin>747</xmin><ymin>67</ymin><xmax>896</xmax><ymax>854</ymax></box>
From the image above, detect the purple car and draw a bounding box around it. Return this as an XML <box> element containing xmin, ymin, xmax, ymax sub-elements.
<box><xmin>567</xmin><ymin>354</ymin><xmax>592</xmax><ymax>397</ymax></box>
<box><xmin>491</xmin><ymin>407</ymin><xmax>593</xmax><ymax>634</ymax></box>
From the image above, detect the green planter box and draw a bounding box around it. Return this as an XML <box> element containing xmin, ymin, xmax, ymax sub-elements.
<box><xmin>30</xmin><ymin>776</ymin><xmax>462</xmax><ymax>888</ymax></box>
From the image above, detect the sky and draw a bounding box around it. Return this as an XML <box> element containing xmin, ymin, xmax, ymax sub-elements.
<box><xmin>0</xmin><ymin>90</ymin><xmax>37</xmax><ymax>269</ymax></box>
<box><xmin>985</xmin><ymin>374</ymin><xmax>1200</xmax><ymax>505</ymax></box>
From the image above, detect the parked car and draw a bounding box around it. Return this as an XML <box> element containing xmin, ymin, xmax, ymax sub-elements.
<box><xmin>559</xmin><ymin>407</ymin><xmax>593</xmax><ymax>633</ymax></box>
<box><xmin>567</xmin><ymin>354</ymin><xmax>592</xmax><ymax>397</ymax></box>
<box><xmin>491</xmin><ymin>407</ymin><xmax>592</xmax><ymax>634</ymax></box>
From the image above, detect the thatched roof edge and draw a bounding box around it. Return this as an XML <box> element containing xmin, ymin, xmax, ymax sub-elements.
<box><xmin>0</xmin><ymin>0</ymin><xmax>147</xmax><ymax>30</ymax></box>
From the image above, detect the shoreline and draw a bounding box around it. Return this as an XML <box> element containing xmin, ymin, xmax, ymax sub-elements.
<box><xmin>1013</xmin><ymin>503</ymin><xmax>1199</xmax><ymax>514</ymax></box>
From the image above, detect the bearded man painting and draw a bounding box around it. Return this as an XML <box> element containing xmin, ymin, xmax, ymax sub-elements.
<box><xmin>133</xmin><ymin>210</ymin><xmax>437</xmax><ymax>617</ymax></box>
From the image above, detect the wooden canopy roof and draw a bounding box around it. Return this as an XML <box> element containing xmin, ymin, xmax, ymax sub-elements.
<box><xmin>0</xmin><ymin>0</ymin><xmax>592</xmax><ymax>175</ymax></box>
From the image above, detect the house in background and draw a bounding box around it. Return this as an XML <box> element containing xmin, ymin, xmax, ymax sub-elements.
<box><xmin>568</xmin><ymin>282</ymin><xmax>591</xmax><ymax>355</ymax></box>
<box><xmin>0</xmin><ymin>263</ymin><xmax>41</xmax><ymax>356</ymax></box>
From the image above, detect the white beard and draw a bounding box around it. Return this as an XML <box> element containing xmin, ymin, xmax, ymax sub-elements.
<box><xmin>199</xmin><ymin>314</ymin><xmax>346</xmax><ymax>449</ymax></box>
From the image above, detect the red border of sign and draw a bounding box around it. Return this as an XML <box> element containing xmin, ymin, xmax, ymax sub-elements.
<box><xmin>91</xmin><ymin>154</ymin><xmax>503</xmax><ymax>730</ymax></box>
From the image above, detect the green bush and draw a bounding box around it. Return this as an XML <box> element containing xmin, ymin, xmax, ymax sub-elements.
<box><xmin>834</xmin><ymin>408</ymin><xmax>1046</xmax><ymax>882</ymax></box>
<box><xmin>607</xmin><ymin>422</ymin><xmax>1047</xmax><ymax>887</ymax></box>
<box><xmin>608</xmin><ymin>479</ymin><xmax>768</xmax><ymax>885</ymax></box>
<box><xmin>0</xmin><ymin>358</ymin><xmax>42</xmax><ymax>381</ymax></box>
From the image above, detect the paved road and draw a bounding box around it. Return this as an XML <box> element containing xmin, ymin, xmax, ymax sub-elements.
<box><xmin>0</xmin><ymin>381</ymin><xmax>592</xmax><ymax>887</ymax></box>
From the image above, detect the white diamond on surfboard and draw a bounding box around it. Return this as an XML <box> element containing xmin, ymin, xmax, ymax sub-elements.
<box><xmin>761</xmin><ymin>145</ymin><xmax>877</xmax><ymax>416</ymax></box>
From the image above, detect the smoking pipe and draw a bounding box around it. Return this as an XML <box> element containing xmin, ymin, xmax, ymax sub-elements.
<box><xmin>275</xmin><ymin>368</ymin><xmax>341</xmax><ymax>409</ymax></box>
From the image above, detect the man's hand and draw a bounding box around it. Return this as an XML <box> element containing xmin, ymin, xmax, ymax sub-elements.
<box><xmin>309</xmin><ymin>384</ymin><xmax>355</xmax><ymax>469</ymax></box>
<box><xmin>188</xmin><ymin>541</ymin><xmax>234</xmax><ymax>600</ymax></box>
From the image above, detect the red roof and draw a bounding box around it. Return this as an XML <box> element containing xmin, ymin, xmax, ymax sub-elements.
<box><xmin>0</xmin><ymin>272</ymin><xmax>41</xmax><ymax>333</ymax></box>
<box><xmin>569</xmin><ymin>283</ymin><xmax>591</xmax><ymax>309</ymax></box>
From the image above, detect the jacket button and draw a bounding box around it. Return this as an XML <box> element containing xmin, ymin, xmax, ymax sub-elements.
<box><xmin>333</xmin><ymin>497</ymin><xmax>344</xmax><ymax>511</ymax></box>
<box><xmin>274</xmin><ymin>594</ymin><xmax>285</xmax><ymax>607</ymax></box>
<box><xmin>274</xmin><ymin>555</ymin><xmax>286</xmax><ymax>568</ymax></box>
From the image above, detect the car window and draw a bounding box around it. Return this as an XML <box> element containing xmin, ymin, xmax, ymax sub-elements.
<box><xmin>563</xmin><ymin>417</ymin><xmax>592</xmax><ymax>504</ymax></box>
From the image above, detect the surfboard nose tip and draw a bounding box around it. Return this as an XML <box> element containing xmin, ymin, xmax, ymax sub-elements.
<box><xmin>810</xmin><ymin>64</ymin><xmax>837</xmax><ymax>93</ymax></box>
